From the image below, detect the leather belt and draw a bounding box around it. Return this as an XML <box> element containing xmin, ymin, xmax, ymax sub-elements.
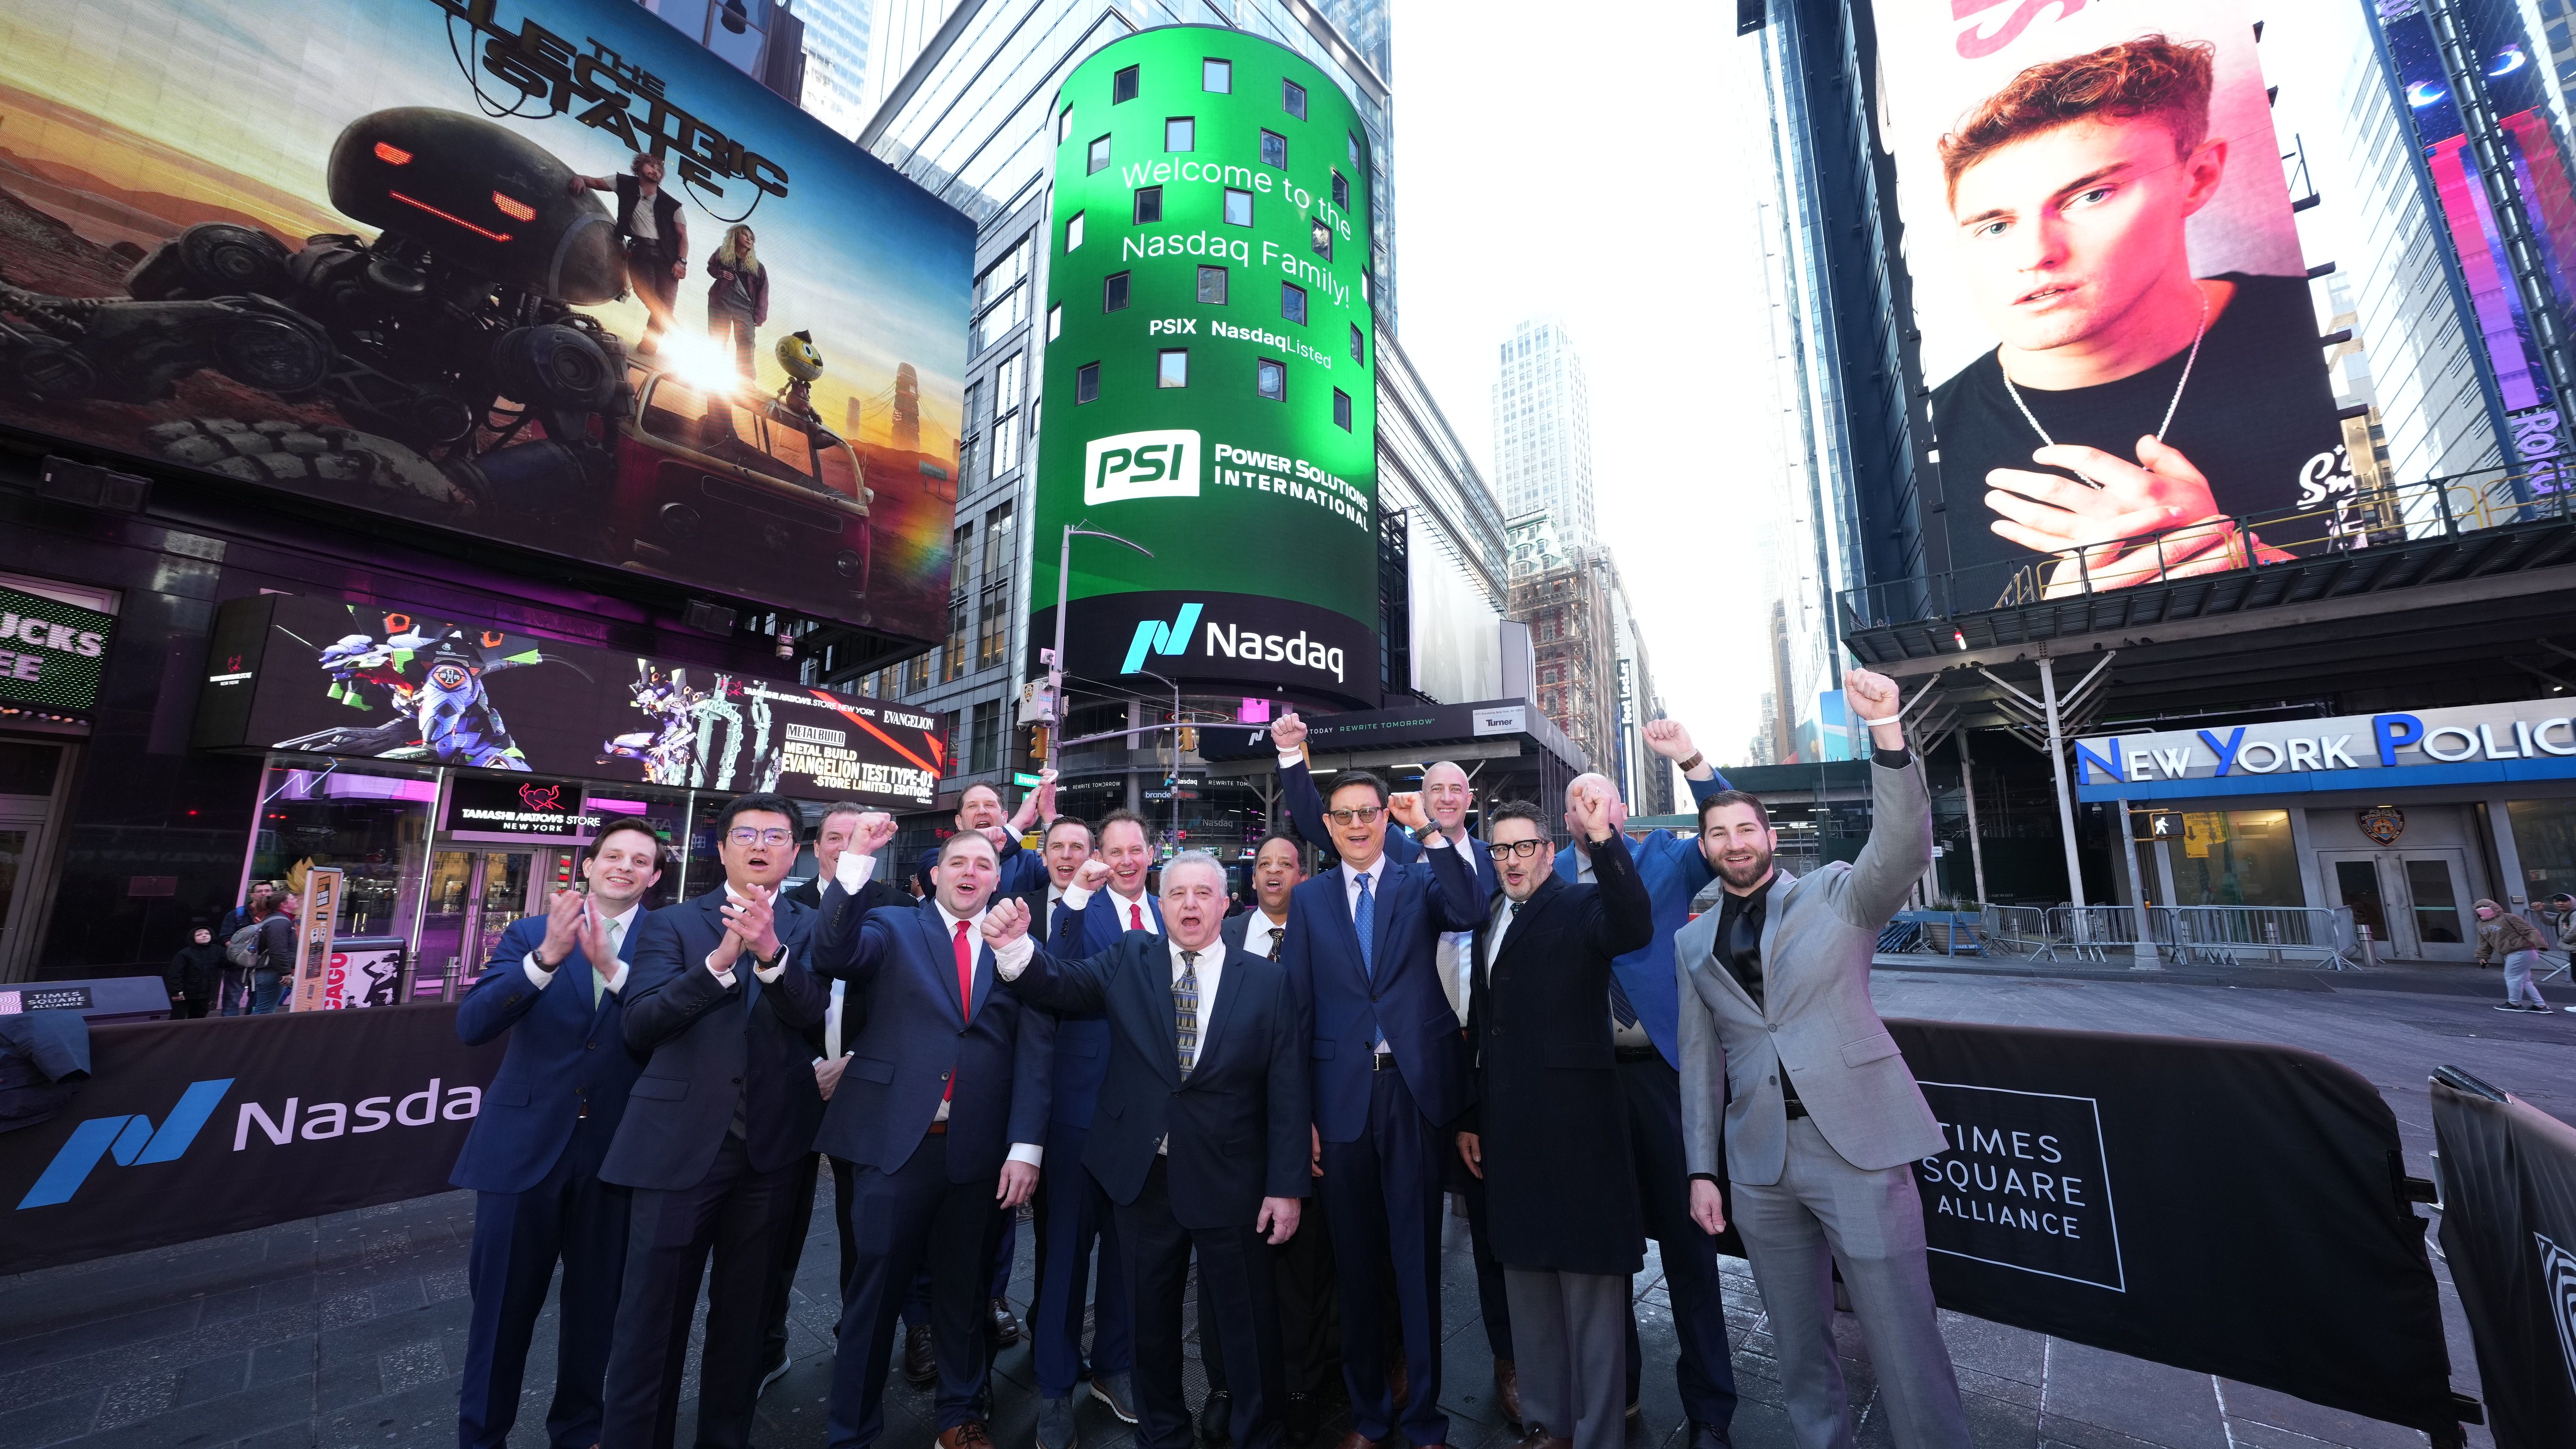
<box><xmin>1613</xmin><ymin>1046</ymin><xmax>1662</xmax><ymax>1064</ymax></box>
<box><xmin>1371</xmin><ymin>1049</ymin><xmax>1397</xmax><ymax>1072</ymax></box>
<box><xmin>925</xmin><ymin>1120</ymin><xmax>948</xmax><ymax>1135</ymax></box>
<box><xmin>1782</xmin><ymin>1100</ymin><xmax>1809</xmax><ymax>1120</ymax></box>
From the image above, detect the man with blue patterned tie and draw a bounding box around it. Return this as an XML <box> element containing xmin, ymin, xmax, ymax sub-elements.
<box><xmin>451</xmin><ymin>818</ymin><xmax>662</xmax><ymax>1449</ymax></box>
<box><xmin>1278</xmin><ymin>766</ymin><xmax>1488</xmax><ymax>1449</ymax></box>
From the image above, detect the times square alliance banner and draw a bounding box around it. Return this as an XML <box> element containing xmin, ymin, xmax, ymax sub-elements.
<box><xmin>1872</xmin><ymin>0</ymin><xmax>2350</xmax><ymax>608</ymax></box>
<box><xmin>0</xmin><ymin>0</ymin><xmax>971</xmax><ymax>641</ymax></box>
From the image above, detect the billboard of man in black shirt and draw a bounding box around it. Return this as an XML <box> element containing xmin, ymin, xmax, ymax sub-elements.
<box><xmin>1926</xmin><ymin>36</ymin><xmax>2349</xmax><ymax>605</ymax></box>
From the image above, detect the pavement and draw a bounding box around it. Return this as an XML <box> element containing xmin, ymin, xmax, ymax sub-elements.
<box><xmin>0</xmin><ymin>957</ymin><xmax>2561</xmax><ymax>1449</ymax></box>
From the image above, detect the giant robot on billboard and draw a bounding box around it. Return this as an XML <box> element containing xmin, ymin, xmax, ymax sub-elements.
<box><xmin>1028</xmin><ymin>28</ymin><xmax>1381</xmax><ymax>704</ymax></box>
<box><xmin>1873</xmin><ymin>0</ymin><xmax>2350</xmax><ymax>608</ymax></box>
<box><xmin>0</xmin><ymin>0</ymin><xmax>971</xmax><ymax>641</ymax></box>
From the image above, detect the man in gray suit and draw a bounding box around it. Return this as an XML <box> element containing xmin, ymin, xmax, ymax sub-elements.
<box><xmin>1675</xmin><ymin>669</ymin><xmax>1970</xmax><ymax>1449</ymax></box>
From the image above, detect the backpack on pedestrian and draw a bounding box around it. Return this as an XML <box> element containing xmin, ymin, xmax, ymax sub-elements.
<box><xmin>224</xmin><ymin>921</ymin><xmax>266</xmax><ymax>970</ymax></box>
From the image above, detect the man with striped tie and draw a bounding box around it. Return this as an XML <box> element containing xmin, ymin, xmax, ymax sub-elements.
<box><xmin>991</xmin><ymin>850</ymin><xmax>1311</xmax><ymax>1449</ymax></box>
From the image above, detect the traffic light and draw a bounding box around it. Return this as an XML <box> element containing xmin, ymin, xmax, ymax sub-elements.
<box><xmin>1023</xmin><ymin>724</ymin><xmax>1050</xmax><ymax>760</ymax></box>
<box><xmin>1177</xmin><ymin>726</ymin><xmax>1197</xmax><ymax>752</ymax></box>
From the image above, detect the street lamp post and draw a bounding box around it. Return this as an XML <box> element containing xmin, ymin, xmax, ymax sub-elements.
<box><xmin>1047</xmin><ymin>522</ymin><xmax>1154</xmax><ymax>779</ymax></box>
<box><xmin>1133</xmin><ymin>666</ymin><xmax>1182</xmax><ymax>843</ymax></box>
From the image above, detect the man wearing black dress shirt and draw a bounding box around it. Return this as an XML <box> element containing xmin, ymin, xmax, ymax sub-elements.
<box><xmin>1675</xmin><ymin>670</ymin><xmax>1968</xmax><ymax>1449</ymax></box>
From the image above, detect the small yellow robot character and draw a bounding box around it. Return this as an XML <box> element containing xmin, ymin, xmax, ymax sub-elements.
<box><xmin>775</xmin><ymin>329</ymin><xmax>829</xmax><ymax>430</ymax></box>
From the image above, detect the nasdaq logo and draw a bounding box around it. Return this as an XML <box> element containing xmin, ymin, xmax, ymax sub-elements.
<box><xmin>1085</xmin><ymin>430</ymin><xmax>1200</xmax><ymax>506</ymax></box>
<box><xmin>1121</xmin><ymin>603</ymin><xmax>1204</xmax><ymax>675</ymax></box>
<box><xmin>17</xmin><ymin>1078</ymin><xmax>234</xmax><ymax>1209</ymax></box>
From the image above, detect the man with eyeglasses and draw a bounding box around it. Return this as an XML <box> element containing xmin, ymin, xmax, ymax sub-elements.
<box><xmin>1456</xmin><ymin>788</ymin><xmax>1652</xmax><ymax>1449</ymax></box>
<box><xmin>1279</xmin><ymin>768</ymin><xmax>1488</xmax><ymax>1449</ymax></box>
<box><xmin>600</xmin><ymin>794</ymin><xmax>837</xmax><ymax>1449</ymax></box>
<box><xmin>1272</xmin><ymin>713</ymin><xmax>1518</xmax><ymax>1424</ymax></box>
<box><xmin>1557</xmin><ymin>723</ymin><xmax>1743</xmax><ymax>1448</ymax></box>
<box><xmin>812</xmin><ymin>822</ymin><xmax>1055</xmax><ymax>1449</ymax></box>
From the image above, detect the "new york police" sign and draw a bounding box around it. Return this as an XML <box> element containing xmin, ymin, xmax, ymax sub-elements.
<box><xmin>2075</xmin><ymin>695</ymin><xmax>2576</xmax><ymax>802</ymax></box>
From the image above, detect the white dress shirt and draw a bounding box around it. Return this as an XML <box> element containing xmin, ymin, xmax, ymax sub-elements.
<box><xmin>1160</xmin><ymin>937</ymin><xmax>1224</xmax><ymax>1153</ymax></box>
<box><xmin>1238</xmin><ymin>911</ymin><xmax>1288</xmax><ymax>960</ymax></box>
<box><xmin>934</xmin><ymin>898</ymin><xmax>1043</xmax><ymax>1167</ymax></box>
<box><xmin>705</xmin><ymin>883</ymin><xmax>793</xmax><ymax>986</ymax></box>
<box><xmin>522</xmin><ymin>902</ymin><xmax>638</xmax><ymax>996</ymax></box>
<box><xmin>1063</xmin><ymin>880</ymin><xmax>1160</xmax><ymax>933</ymax></box>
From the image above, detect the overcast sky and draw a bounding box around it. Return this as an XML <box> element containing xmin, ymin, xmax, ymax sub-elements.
<box><xmin>1389</xmin><ymin>0</ymin><xmax>1784</xmax><ymax>769</ymax></box>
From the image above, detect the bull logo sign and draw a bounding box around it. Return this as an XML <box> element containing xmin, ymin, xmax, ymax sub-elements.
<box><xmin>518</xmin><ymin>783</ymin><xmax>565</xmax><ymax>814</ymax></box>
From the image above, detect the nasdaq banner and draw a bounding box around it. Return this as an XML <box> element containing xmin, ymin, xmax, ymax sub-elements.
<box><xmin>194</xmin><ymin>594</ymin><xmax>950</xmax><ymax>807</ymax></box>
<box><xmin>0</xmin><ymin>0</ymin><xmax>971</xmax><ymax>642</ymax></box>
<box><xmin>1868</xmin><ymin>0</ymin><xmax>2350</xmax><ymax>608</ymax></box>
<box><xmin>1029</xmin><ymin>28</ymin><xmax>1381</xmax><ymax>704</ymax></box>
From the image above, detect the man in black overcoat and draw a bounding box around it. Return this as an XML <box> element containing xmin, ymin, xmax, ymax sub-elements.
<box><xmin>1457</xmin><ymin>788</ymin><xmax>1654</xmax><ymax>1449</ymax></box>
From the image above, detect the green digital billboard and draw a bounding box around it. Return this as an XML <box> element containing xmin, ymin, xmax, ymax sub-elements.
<box><xmin>1029</xmin><ymin>27</ymin><xmax>1379</xmax><ymax>703</ymax></box>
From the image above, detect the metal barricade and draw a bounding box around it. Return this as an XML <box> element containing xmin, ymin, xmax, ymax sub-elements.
<box><xmin>2045</xmin><ymin>906</ymin><xmax>2140</xmax><ymax>962</ymax></box>
<box><xmin>2154</xmin><ymin>905</ymin><xmax>2357</xmax><ymax>971</ymax></box>
<box><xmin>1979</xmin><ymin>906</ymin><xmax>2049</xmax><ymax>958</ymax></box>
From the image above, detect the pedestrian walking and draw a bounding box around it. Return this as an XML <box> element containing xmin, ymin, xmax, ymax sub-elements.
<box><xmin>2473</xmin><ymin>900</ymin><xmax>2554</xmax><ymax>1012</ymax></box>
<box><xmin>165</xmin><ymin>923</ymin><xmax>222</xmax><ymax>1019</ymax></box>
<box><xmin>249</xmin><ymin>893</ymin><xmax>299</xmax><ymax>1015</ymax></box>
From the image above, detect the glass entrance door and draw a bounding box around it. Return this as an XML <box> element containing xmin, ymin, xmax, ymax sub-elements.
<box><xmin>412</xmin><ymin>849</ymin><xmax>539</xmax><ymax>998</ymax></box>
<box><xmin>2321</xmin><ymin>849</ymin><xmax>2477</xmax><ymax>961</ymax></box>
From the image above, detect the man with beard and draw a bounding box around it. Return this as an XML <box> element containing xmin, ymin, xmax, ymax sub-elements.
<box><xmin>1676</xmin><ymin>670</ymin><xmax>1967</xmax><ymax>1448</ymax></box>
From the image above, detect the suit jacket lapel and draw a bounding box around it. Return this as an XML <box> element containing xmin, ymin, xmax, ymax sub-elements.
<box><xmin>1369</xmin><ymin>863</ymin><xmax>1397</xmax><ymax>972</ymax></box>
<box><xmin>1191</xmin><ymin>945</ymin><xmax>1246</xmax><ymax>1075</ymax></box>
<box><xmin>915</xmin><ymin>907</ymin><xmax>968</xmax><ymax>1025</ymax></box>
<box><xmin>1755</xmin><ymin>870</ymin><xmax>1795</xmax><ymax>1002</ymax></box>
<box><xmin>1126</xmin><ymin>938</ymin><xmax>1184</xmax><ymax>1085</ymax></box>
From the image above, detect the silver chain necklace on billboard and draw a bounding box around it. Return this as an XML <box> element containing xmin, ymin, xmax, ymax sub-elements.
<box><xmin>2001</xmin><ymin>284</ymin><xmax>2210</xmax><ymax>470</ymax></box>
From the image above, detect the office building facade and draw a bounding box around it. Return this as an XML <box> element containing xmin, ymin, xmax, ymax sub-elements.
<box><xmin>1490</xmin><ymin>318</ymin><xmax>1598</xmax><ymax>548</ymax></box>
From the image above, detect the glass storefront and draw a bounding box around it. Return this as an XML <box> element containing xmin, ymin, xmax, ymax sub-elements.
<box><xmin>2173</xmin><ymin>809</ymin><xmax>2302</xmax><ymax>907</ymax></box>
<box><xmin>2508</xmin><ymin>797</ymin><xmax>2576</xmax><ymax>901</ymax></box>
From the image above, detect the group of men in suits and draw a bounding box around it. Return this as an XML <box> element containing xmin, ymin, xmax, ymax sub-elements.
<box><xmin>446</xmin><ymin>664</ymin><xmax>1969</xmax><ymax>1449</ymax></box>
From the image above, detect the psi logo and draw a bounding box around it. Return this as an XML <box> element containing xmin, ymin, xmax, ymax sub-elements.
<box><xmin>1085</xmin><ymin>430</ymin><xmax>1201</xmax><ymax>506</ymax></box>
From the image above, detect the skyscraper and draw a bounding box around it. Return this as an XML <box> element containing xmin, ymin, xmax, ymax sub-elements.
<box><xmin>1490</xmin><ymin>319</ymin><xmax>1597</xmax><ymax>548</ymax></box>
<box><xmin>794</xmin><ymin>0</ymin><xmax>878</xmax><ymax>136</ymax></box>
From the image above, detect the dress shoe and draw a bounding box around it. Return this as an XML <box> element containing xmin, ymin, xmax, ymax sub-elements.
<box><xmin>938</xmin><ymin>1421</ymin><xmax>996</xmax><ymax>1449</ymax></box>
<box><xmin>1330</xmin><ymin>1433</ymin><xmax>1380</xmax><ymax>1449</ymax></box>
<box><xmin>904</xmin><ymin>1323</ymin><xmax>937</xmax><ymax>1388</ymax></box>
<box><xmin>1690</xmin><ymin>1421</ymin><xmax>1736</xmax><ymax>1449</ymax></box>
<box><xmin>1283</xmin><ymin>1392</ymin><xmax>1319</xmax><ymax>1445</ymax></box>
<box><xmin>1510</xmin><ymin>1427</ymin><xmax>1569</xmax><ymax>1449</ymax></box>
<box><xmin>1092</xmin><ymin>1372</ymin><xmax>1140</xmax><ymax>1424</ymax></box>
<box><xmin>1493</xmin><ymin>1358</ymin><xmax>1523</xmax><ymax>1427</ymax></box>
<box><xmin>1198</xmin><ymin>1388</ymin><xmax>1232</xmax><ymax>1444</ymax></box>
<box><xmin>1036</xmin><ymin>1396</ymin><xmax>1078</xmax><ymax>1449</ymax></box>
<box><xmin>990</xmin><ymin>1297</ymin><xmax>1024</xmax><ymax>1346</ymax></box>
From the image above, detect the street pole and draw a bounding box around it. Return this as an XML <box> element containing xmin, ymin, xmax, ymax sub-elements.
<box><xmin>1047</xmin><ymin>522</ymin><xmax>1153</xmax><ymax>779</ymax></box>
<box><xmin>2115</xmin><ymin>796</ymin><xmax>2159</xmax><ymax>968</ymax></box>
<box><xmin>1958</xmin><ymin>727</ymin><xmax>1989</xmax><ymax>907</ymax></box>
<box><xmin>1136</xmin><ymin>668</ymin><xmax>1181</xmax><ymax>844</ymax></box>
<box><xmin>2039</xmin><ymin>658</ymin><xmax>2088</xmax><ymax>940</ymax></box>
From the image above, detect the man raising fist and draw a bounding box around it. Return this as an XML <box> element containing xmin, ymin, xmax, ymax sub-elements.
<box><xmin>1674</xmin><ymin>669</ymin><xmax>1970</xmax><ymax>1447</ymax></box>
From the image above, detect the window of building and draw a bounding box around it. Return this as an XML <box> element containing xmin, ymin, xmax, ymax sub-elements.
<box><xmin>2172</xmin><ymin>810</ymin><xmax>2301</xmax><ymax>907</ymax></box>
<box><xmin>1087</xmin><ymin>135</ymin><xmax>1111</xmax><ymax>174</ymax></box>
<box><xmin>1349</xmin><ymin>322</ymin><xmax>1365</xmax><ymax>365</ymax></box>
<box><xmin>1047</xmin><ymin>304</ymin><xmax>1062</xmax><ymax>340</ymax></box>
<box><xmin>1280</xmin><ymin>282</ymin><xmax>1306</xmax><ymax>325</ymax></box>
<box><xmin>991</xmin><ymin>415</ymin><xmax>1019</xmax><ymax>475</ymax></box>
<box><xmin>1105</xmin><ymin>270</ymin><xmax>1131</xmax><ymax>312</ymax></box>
<box><xmin>1076</xmin><ymin>362</ymin><xmax>1100</xmax><ymax>403</ymax></box>
<box><xmin>1057</xmin><ymin>106</ymin><xmax>1073</xmax><ymax>143</ymax></box>
<box><xmin>1348</xmin><ymin>133</ymin><xmax>1360</xmax><ymax>164</ymax></box>
<box><xmin>1259</xmin><ymin>129</ymin><xmax>1286</xmax><ymax>168</ymax></box>
<box><xmin>1166</xmin><ymin>116</ymin><xmax>1194</xmax><ymax>151</ymax></box>
<box><xmin>1065</xmin><ymin>211</ymin><xmax>1085</xmax><ymax>251</ymax></box>
<box><xmin>1159</xmin><ymin>349</ymin><xmax>1189</xmax><ymax>388</ymax></box>
<box><xmin>1112</xmin><ymin>65</ymin><xmax>1139</xmax><ymax>104</ymax></box>
<box><xmin>1331</xmin><ymin>169</ymin><xmax>1349</xmax><ymax>211</ymax></box>
<box><xmin>905</xmin><ymin>652</ymin><xmax>930</xmax><ymax>694</ymax></box>
<box><xmin>2510</xmin><ymin>798</ymin><xmax>2576</xmax><ymax>901</ymax></box>
<box><xmin>944</xmin><ymin>521</ymin><xmax>974</xmax><ymax>682</ymax></box>
<box><xmin>1282</xmin><ymin>79</ymin><xmax>1307</xmax><ymax>119</ymax></box>
<box><xmin>1333</xmin><ymin>387</ymin><xmax>1352</xmax><ymax>431</ymax></box>
<box><xmin>1204</xmin><ymin>58</ymin><xmax>1231</xmax><ymax>92</ymax></box>
<box><xmin>1256</xmin><ymin>358</ymin><xmax>1284</xmax><ymax>401</ymax></box>
<box><xmin>971</xmin><ymin>700</ymin><xmax>1002</xmax><ymax>773</ymax></box>
<box><xmin>1310</xmin><ymin>217</ymin><xmax>1331</xmax><ymax>260</ymax></box>
<box><xmin>977</xmin><ymin>504</ymin><xmax>1015</xmax><ymax>671</ymax></box>
<box><xmin>968</xmin><ymin>237</ymin><xmax>1032</xmax><ymax>360</ymax></box>
<box><xmin>1224</xmin><ymin>188</ymin><xmax>1252</xmax><ymax>227</ymax></box>
<box><xmin>1133</xmin><ymin>185</ymin><xmax>1162</xmax><ymax>225</ymax></box>
<box><xmin>994</xmin><ymin>352</ymin><xmax>1023</xmax><ymax>415</ymax></box>
<box><xmin>1197</xmin><ymin>265</ymin><xmax>1228</xmax><ymax>304</ymax></box>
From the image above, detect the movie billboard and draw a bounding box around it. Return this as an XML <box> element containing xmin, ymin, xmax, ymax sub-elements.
<box><xmin>194</xmin><ymin>594</ymin><xmax>951</xmax><ymax>807</ymax></box>
<box><xmin>0</xmin><ymin>0</ymin><xmax>971</xmax><ymax>640</ymax></box>
<box><xmin>1875</xmin><ymin>0</ymin><xmax>2348</xmax><ymax>607</ymax></box>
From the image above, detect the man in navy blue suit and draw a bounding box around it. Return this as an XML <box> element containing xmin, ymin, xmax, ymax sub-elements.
<box><xmin>1026</xmin><ymin>810</ymin><xmax>1154</xmax><ymax>1448</ymax></box>
<box><xmin>1274</xmin><ymin>715</ymin><xmax>1518</xmax><ymax>1424</ymax></box>
<box><xmin>1278</xmin><ymin>760</ymin><xmax>1488</xmax><ymax>1449</ymax></box>
<box><xmin>813</xmin><ymin>824</ymin><xmax>1055</xmax><ymax>1449</ymax></box>
<box><xmin>451</xmin><ymin>817</ymin><xmax>663</xmax><ymax>1449</ymax></box>
<box><xmin>598</xmin><ymin>794</ymin><xmax>835</xmax><ymax>1449</ymax></box>
<box><xmin>992</xmin><ymin>849</ymin><xmax>1310</xmax><ymax>1449</ymax></box>
<box><xmin>914</xmin><ymin>777</ymin><xmax>1053</xmax><ymax>897</ymax></box>
<box><xmin>1555</xmin><ymin>720</ymin><xmax>1743</xmax><ymax>1449</ymax></box>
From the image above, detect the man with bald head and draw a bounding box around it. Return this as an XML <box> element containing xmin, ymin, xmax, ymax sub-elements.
<box><xmin>1557</xmin><ymin>720</ymin><xmax>1742</xmax><ymax>1447</ymax></box>
<box><xmin>815</xmin><ymin>824</ymin><xmax>1056</xmax><ymax>1449</ymax></box>
<box><xmin>915</xmin><ymin>775</ymin><xmax>1055</xmax><ymax>898</ymax></box>
<box><xmin>992</xmin><ymin>851</ymin><xmax>1311</xmax><ymax>1449</ymax></box>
